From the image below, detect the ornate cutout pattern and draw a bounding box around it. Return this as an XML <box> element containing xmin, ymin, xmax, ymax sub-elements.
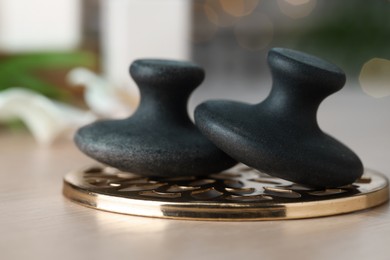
<box><xmin>80</xmin><ymin>164</ymin><xmax>374</xmax><ymax>203</ymax></box>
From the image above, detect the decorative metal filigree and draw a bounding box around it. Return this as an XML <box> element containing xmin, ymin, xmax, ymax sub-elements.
<box><xmin>80</xmin><ymin>164</ymin><xmax>368</xmax><ymax>201</ymax></box>
<box><xmin>63</xmin><ymin>164</ymin><xmax>389</xmax><ymax>220</ymax></box>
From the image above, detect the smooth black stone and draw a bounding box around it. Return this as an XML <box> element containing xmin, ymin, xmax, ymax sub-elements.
<box><xmin>194</xmin><ymin>47</ymin><xmax>364</xmax><ymax>188</ymax></box>
<box><xmin>75</xmin><ymin>59</ymin><xmax>236</xmax><ymax>177</ymax></box>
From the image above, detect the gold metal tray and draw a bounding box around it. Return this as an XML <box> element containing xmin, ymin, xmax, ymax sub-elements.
<box><xmin>63</xmin><ymin>164</ymin><xmax>389</xmax><ymax>221</ymax></box>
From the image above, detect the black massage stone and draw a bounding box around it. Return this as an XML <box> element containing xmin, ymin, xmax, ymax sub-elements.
<box><xmin>194</xmin><ymin>47</ymin><xmax>364</xmax><ymax>188</ymax></box>
<box><xmin>75</xmin><ymin>59</ymin><xmax>236</xmax><ymax>177</ymax></box>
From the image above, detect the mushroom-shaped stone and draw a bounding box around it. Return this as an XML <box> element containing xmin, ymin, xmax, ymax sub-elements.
<box><xmin>194</xmin><ymin>48</ymin><xmax>363</xmax><ymax>187</ymax></box>
<box><xmin>75</xmin><ymin>59</ymin><xmax>236</xmax><ymax>176</ymax></box>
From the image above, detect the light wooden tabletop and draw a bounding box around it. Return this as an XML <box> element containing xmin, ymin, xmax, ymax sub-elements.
<box><xmin>1</xmin><ymin>89</ymin><xmax>390</xmax><ymax>260</ymax></box>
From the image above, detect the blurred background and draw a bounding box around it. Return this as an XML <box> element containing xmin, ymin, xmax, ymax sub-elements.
<box><xmin>0</xmin><ymin>0</ymin><xmax>389</xmax><ymax>144</ymax></box>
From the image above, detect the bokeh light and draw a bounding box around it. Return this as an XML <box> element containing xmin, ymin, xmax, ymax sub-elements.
<box><xmin>205</xmin><ymin>0</ymin><xmax>239</xmax><ymax>27</ymax></box>
<box><xmin>359</xmin><ymin>58</ymin><xmax>390</xmax><ymax>98</ymax></box>
<box><xmin>219</xmin><ymin>0</ymin><xmax>260</xmax><ymax>17</ymax></box>
<box><xmin>277</xmin><ymin>0</ymin><xmax>317</xmax><ymax>19</ymax></box>
<box><xmin>285</xmin><ymin>0</ymin><xmax>311</xmax><ymax>6</ymax></box>
<box><xmin>192</xmin><ymin>3</ymin><xmax>218</xmax><ymax>43</ymax></box>
<box><xmin>234</xmin><ymin>13</ymin><xmax>274</xmax><ymax>51</ymax></box>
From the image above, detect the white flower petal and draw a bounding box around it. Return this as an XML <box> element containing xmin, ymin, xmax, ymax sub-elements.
<box><xmin>67</xmin><ymin>68</ymin><xmax>138</xmax><ymax>118</ymax></box>
<box><xmin>0</xmin><ymin>88</ymin><xmax>96</xmax><ymax>145</ymax></box>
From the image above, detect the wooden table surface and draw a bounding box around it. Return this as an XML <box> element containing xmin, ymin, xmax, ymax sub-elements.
<box><xmin>1</xmin><ymin>89</ymin><xmax>390</xmax><ymax>260</ymax></box>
